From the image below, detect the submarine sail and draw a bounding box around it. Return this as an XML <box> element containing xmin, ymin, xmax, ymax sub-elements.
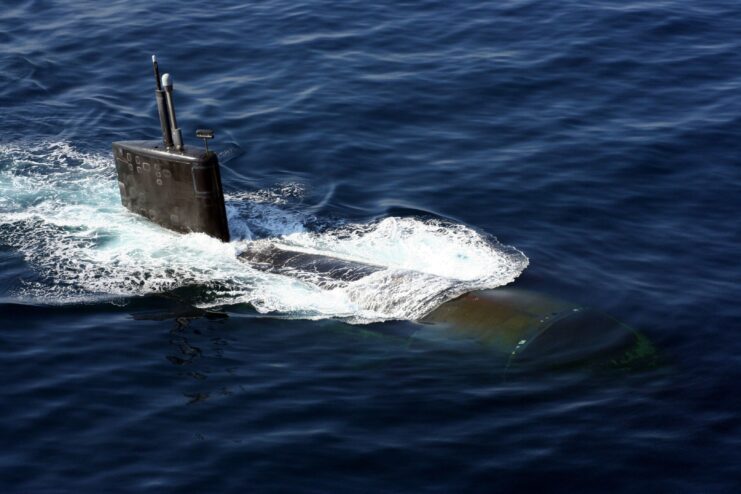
<box><xmin>112</xmin><ymin>56</ymin><xmax>230</xmax><ymax>241</ymax></box>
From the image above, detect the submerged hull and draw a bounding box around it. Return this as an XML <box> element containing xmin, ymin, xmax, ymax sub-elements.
<box><xmin>240</xmin><ymin>243</ymin><xmax>656</xmax><ymax>369</ymax></box>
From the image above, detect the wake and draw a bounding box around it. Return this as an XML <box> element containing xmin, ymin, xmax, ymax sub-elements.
<box><xmin>0</xmin><ymin>141</ymin><xmax>528</xmax><ymax>323</ymax></box>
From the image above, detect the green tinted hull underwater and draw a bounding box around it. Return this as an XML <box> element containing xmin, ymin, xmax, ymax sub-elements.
<box><xmin>240</xmin><ymin>244</ymin><xmax>658</xmax><ymax>371</ymax></box>
<box><xmin>420</xmin><ymin>288</ymin><xmax>657</xmax><ymax>371</ymax></box>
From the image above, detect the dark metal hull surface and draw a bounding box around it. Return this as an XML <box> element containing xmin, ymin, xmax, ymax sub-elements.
<box><xmin>113</xmin><ymin>140</ymin><xmax>230</xmax><ymax>241</ymax></box>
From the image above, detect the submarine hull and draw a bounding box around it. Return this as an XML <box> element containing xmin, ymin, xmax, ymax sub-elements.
<box><xmin>239</xmin><ymin>243</ymin><xmax>654</xmax><ymax>369</ymax></box>
<box><xmin>420</xmin><ymin>289</ymin><xmax>650</xmax><ymax>369</ymax></box>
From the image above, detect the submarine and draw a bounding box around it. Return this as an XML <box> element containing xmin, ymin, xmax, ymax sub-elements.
<box><xmin>113</xmin><ymin>56</ymin><xmax>656</xmax><ymax>370</ymax></box>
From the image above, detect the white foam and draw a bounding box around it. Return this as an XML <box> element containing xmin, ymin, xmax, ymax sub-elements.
<box><xmin>0</xmin><ymin>141</ymin><xmax>528</xmax><ymax>323</ymax></box>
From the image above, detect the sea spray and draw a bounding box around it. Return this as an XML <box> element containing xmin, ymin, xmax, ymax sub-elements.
<box><xmin>0</xmin><ymin>141</ymin><xmax>528</xmax><ymax>322</ymax></box>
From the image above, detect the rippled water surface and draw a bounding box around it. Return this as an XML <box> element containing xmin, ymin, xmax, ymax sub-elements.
<box><xmin>1</xmin><ymin>0</ymin><xmax>740</xmax><ymax>492</ymax></box>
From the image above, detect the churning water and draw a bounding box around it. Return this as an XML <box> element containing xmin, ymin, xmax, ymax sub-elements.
<box><xmin>0</xmin><ymin>141</ymin><xmax>527</xmax><ymax>321</ymax></box>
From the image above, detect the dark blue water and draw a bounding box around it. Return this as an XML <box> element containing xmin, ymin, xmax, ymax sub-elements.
<box><xmin>2</xmin><ymin>0</ymin><xmax>740</xmax><ymax>491</ymax></box>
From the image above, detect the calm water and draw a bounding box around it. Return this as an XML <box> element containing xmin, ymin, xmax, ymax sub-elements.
<box><xmin>1</xmin><ymin>0</ymin><xmax>740</xmax><ymax>492</ymax></box>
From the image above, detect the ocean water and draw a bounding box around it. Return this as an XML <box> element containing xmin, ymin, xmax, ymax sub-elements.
<box><xmin>1</xmin><ymin>0</ymin><xmax>740</xmax><ymax>492</ymax></box>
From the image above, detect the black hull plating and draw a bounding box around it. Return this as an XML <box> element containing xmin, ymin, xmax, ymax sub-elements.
<box><xmin>113</xmin><ymin>140</ymin><xmax>230</xmax><ymax>241</ymax></box>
